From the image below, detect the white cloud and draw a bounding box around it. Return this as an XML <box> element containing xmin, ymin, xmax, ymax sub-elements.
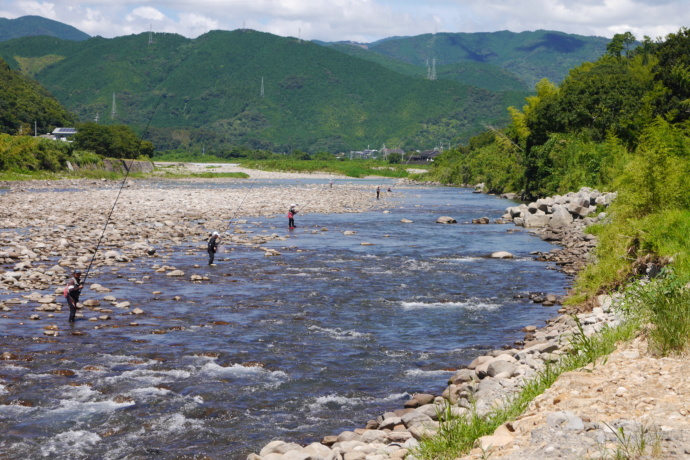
<box><xmin>1</xmin><ymin>0</ymin><xmax>689</xmax><ymax>42</ymax></box>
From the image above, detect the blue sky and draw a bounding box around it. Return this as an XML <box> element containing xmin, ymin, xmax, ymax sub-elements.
<box><xmin>1</xmin><ymin>0</ymin><xmax>688</xmax><ymax>42</ymax></box>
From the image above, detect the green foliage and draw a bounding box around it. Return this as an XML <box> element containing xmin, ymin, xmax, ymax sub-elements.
<box><xmin>73</xmin><ymin>122</ymin><xmax>154</xmax><ymax>159</ymax></box>
<box><xmin>363</xmin><ymin>30</ymin><xmax>610</xmax><ymax>87</ymax></box>
<box><xmin>238</xmin><ymin>158</ymin><xmax>409</xmax><ymax>178</ymax></box>
<box><xmin>653</xmin><ymin>27</ymin><xmax>690</xmax><ymax>122</ymax></box>
<box><xmin>0</xmin><ymin>30</ymin><xmax>528</xmax><ymax>152</ymax></box>
<box><xmin>0</xmin><ymin>133</ymin><xmax>71</xmax><ymax>171</ymax></box>
<box><xmin>0</xmin><ymin>57</ymin><xmax>76</xmax><ymax>135</ymax></box>
<box><xmin>0</xmin><ymin>16</ymin><xmax>90</xmax><ymax>42</ymax></box>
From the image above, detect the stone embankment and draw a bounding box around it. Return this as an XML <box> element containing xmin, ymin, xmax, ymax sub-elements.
<box><xmin>247</xmin><ymin>187</ymin><xmax>621</xmax><ymax>460</ymax></box>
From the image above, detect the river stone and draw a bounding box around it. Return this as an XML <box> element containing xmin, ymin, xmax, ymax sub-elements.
<box><xmin>360</xmin><ymin>430</ymin><xmax>388</xmax><ymax>444</ymax></box>
<box><xmin>400</xmin><ymin>218</ymin><xmax>413</xmax><ymax>223</ymax></box>
<box><xmin>131</xmin><ymin>308</ymin><xmax>144</xmax><ymax>315</ymax></box>
<box><xmin>401</xmin><ymin>411</ymin><xmax>433</xmax><ymax>428</ymax></box>
<box><xmin>167</xmin><ymin>270</ymin><xmax>185</xmax><ymax>277</ymax></box>
<box><xmin>487</xmin><ymin>360</ymin><xmax>518</xmax><ymax>378</ymax></box>
<box><xmin>260</xmin><ymin>441</ymin><xmax>303</xmax><ymax>456</ymax></box>
<box><xmin>523</xmin><ymin>213</ymin><xmax>550</xmax><ymax>228</ymax></box>
<box><xmin>343</xmin><ymin>452</ymin><xmax>366</xmax><ymax>460</ymax></box>
<box><xmin>408</xmin><ymin>421</ymin><xmax>439</xmax><ymax>440</ymax></box>
<box><xmin>115</xmin><ymin>301</ymin><xmax>130</xmax><ymax>308</ymax></box>
<box><xmin>436</xmin><ymin>216</ymin><xmax>457</xmax><ymax>224</ymax></box>
<box><xmin>546</xmin><ymin>411</ymin><xmax>585</xmax><ymax>430</ymax></box>
<box><xmin>379</xmin><ymin>416</ymin><xmax>403</xmax><ymax>430</ymax></box>
<box><xmin>490</xmin><ymin>251</ymin><xmax>513</xmax><ymax>259</ymax></box>
<box><xmin>283</xmin><ymin>451</ymin><xmax>311</xmax><ymax>460</ymax></box>
<box><xmin>343</xmin><ymin>231</ymin><xmax>357</xmax><ymax>235</ymax></box>
<box><xmin>304</xmin><ymin>443</ymin><xmax>332</xmax><ymax>458</ymax></box>
<box><xmin>449</xmin><ymin>368</ymin><xmax>477</xmax><ymax>384</ymax></box>
<box><xmin>82</xmin><ymin>299</ymin><xmax>100</xmax><ymax>307</ymax></box>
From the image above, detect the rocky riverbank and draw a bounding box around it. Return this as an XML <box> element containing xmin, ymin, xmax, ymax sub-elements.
<box><xmin>245</xmin><ymin>187</ymin><xmax>625</xmax><ymax>460</ymax></box>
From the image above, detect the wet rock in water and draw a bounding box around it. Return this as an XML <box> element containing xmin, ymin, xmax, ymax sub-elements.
<box><xmin>51</xmin><ymin>369</ymin><xmax>76</xmax><ymax>377</ymax></box>
<box><xmin>360</xmin><ymin>242</ymin><xmax>374</xmax><ymax>246</ymax></box>
<box><xmin>472</xmin><ymin>217</ymin><xmax>490</xmax><ymax>224</ymax></box>
<box><xmin>436</xmin><ymin>216</ymin><xmax>457</xmax><ymax>224</ymax></box>
<box><xmin>1</xmin><ymin>352</ymin><xmax>18</xmax><ymax>360</ymax></box>
<box><xmin>167</xmin><ymin>270</ymin><xmax>185</xmax><ymax>277</ymax></box>
<box><xmin>400</xmin><ymin>218</ymin><xmax>414</xmax><ymax>223</ymax></box>
<box><xmin>146</xmin><ymin>247</ymin><xmax>156</xmax><ymax>255</ymax></box>
<box><xmin>490</xmin><ymin>251</ymin><xmax>514</xmax><ymax>259</ymax></box>
<box><xmin>43</xmin><ymin>330</ymin><xmax>59</xmax><ymax>337</ymax></box>
<box><xmin>82</xmin><ymin>299</ymin><xmax>100</xmax><ymax>307</ymax></box>
<box><xmin>29</xmin><ymin>314</ymin><xmax>40</xmax><ymax>320</ymax></box>
<box><xmin>343</xmin><ymin>231</ymin><xmax>357</xmax><ymax>235</ymax></box>
<box><xmin>131</xmin><ymin>308</ymin><xmax>144</xmax><ymax>315</ymax></box>
<box><xmin>103</xmin><ymin>295</ymin><xmax>117</xmax><ymax>302</ymax></box>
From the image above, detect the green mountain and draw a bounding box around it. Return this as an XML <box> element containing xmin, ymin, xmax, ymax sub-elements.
<box><xmin>0</xmin><ymin>15</ymin><xmax>90</xmax><ymax>42</ymax></box>
<box><xmin>0</xmin><ymin>30</ymin><xmax>529</xmax><ymax>152</ymax></box>
<box><xmin>323</xmin><ymin>30</ymin><xmax>609</xmax><ymax>90</ymax></box>
<box><xmin>0</xmin><ymin>57</ymin><xmax>76</xmax><ymax>135</ymax></box>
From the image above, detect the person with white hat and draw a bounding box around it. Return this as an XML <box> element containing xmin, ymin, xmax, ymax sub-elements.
<box><xmin>207</xmin><ymin>231</ymin><xmax>221</xmax><ymax>265</ymax></box>
<box><xmin>288</xmin><ymin>204</ymin><xmax>298</xmax><ymax>229</ymax></box>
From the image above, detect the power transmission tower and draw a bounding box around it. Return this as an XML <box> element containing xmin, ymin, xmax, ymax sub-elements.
<box><xmin>260</xmin><ymin>77</ymin><xmax>264</xmax><ymax>97</ymax></box>
<box><xmin>430</xmin><ymin>58</ymin><xmax>437</xmax><ymax>81</ymax></box>
<box><xmin>148</xmin><ymin>24</ymin><xmax>154</xmax><ymax>45</ymax></box>
<box><xmin>111</xmin><ymin>93</ymin><xmax>117</xmax><ymax>119</ymax></box>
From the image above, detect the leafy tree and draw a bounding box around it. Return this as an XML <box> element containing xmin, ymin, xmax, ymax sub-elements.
<box><xmin>653</xmin><ymin>27</ymin><xmax>690</xmax><ymax>122</ymax></box>
<box><xmin>73</xmin><ymin>122</ymin><xmax>154</xmax><ymax>158</ymax></box>
<box><xmin>289</xmin><ymin>150</ymin><xmax>311</xmax><ymax>160</ymax></box>
<box><xmin>387</xmin><ymin>153</ymin><xmax>402</xmax><ymax>164</ymax></box>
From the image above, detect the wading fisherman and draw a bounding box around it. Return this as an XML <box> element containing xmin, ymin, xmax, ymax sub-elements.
<box><xmin>64</xmin><ymin>270</ymin><xmax>84</xmax><ymax>323</ymax></box>
<box><xmin>208</xmin><ymin>231</ymin><xmax>221</xmax><ymax>265</ymax></box>
<box><xmin>376</xmin><ymin>186</ymin><xmax>380</xmax><ymax>200</ymax></box>
<box><xmin>288</xmin><ymin>204</ymin><xmax>298</xmax><ymax>229</ymax></box>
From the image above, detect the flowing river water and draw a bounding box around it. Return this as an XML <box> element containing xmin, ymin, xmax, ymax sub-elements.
<box><xmin>0</xmin><ymin>181</ymin><xmax>569</xmax><ymax>459</ymax></box>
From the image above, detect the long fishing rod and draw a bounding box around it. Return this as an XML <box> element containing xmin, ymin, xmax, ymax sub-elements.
<box><xmin>217</xmin><ymin>178</ymin><xmax>257</xmax><ymax>252</ymax></box>
<box><xmin>81</xmin><ymin>95</ymin><xmax>166</xmax><ymax>285</ymax></box>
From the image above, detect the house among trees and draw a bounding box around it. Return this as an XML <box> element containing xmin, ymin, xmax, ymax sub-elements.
<box><xmin>51</xmin><ymin>127</ymin><xmax>77</xmax><ymax>141</ymax></box>
<box><xmin>410</xmin><ymin>149</ymin><xmax>442</xmax><ymax>162</ymax></box>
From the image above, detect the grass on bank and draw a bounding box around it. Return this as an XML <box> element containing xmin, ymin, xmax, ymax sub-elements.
<box><xmin>415</xmin><ymin>317</ymin><xmax>640</xmax><ymax>459</ymax></box>
<box><xmin>416</xmin><ymin>262</ymin><xmax>690</xmax><ymax>460</ymax></box>
<box><xmin>236</xmin><ymin>158</ymin><xmax>413</xmax><ymax>178</ymax></box>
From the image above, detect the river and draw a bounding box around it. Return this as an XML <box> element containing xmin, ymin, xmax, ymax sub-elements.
<box><xmin>0</xmin><ymin>181</ymin><xmax>569</xmax><ymax>459</ymax></box>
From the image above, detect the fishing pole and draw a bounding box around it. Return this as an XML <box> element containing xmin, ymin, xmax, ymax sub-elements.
<box><xmin>217</xmin><ymin>178</ymin><xmax>257</xmax><ymax>252</ymax></box>
<box><xmin>81</xmin><ymin>94</ymin><xmax>167</xmax><ymax>286</ymax></box>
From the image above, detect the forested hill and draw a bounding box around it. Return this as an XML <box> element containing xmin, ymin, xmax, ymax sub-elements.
<box><xmin>322</xmin><ymin>30</ymin><xmax>609</xmax><ymax>91</ymax></box>
<box><xmin>0</xmin><ymin>57</ymin><xmax>76</xmax><ymax>135</ymax></box>
<box><xmin>0</xmin><ymin>29</ymin><xmax>529</xmax><ymax>153</ymax></box>
<box><xmin>0</xmin><ymin>16</ymin><xmax>90</xmax><ymax>42</ymax></box>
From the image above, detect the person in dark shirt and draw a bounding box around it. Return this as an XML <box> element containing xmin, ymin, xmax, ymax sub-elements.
<box><xmin>64</xmin><ymin>270</ymin><xmax>83</xmax><ymax>322</ymax></box>
<box><xmin>208</xmin><ymin>231</ymin><xmax>221</xmax><ymax>265</ymax></box>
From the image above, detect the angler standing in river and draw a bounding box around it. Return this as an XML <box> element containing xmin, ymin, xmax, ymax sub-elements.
<box><xmin>64</xmin><ymin>270</ymin><xmax>84</xmax><ymax>323</ymax></box>
<box><xmin>288</xmin><ymin>204</ymin><xmax>298</xmax><ymax>229</ymax></box>
<box><xmin>208</xmin><ymin>231</ymin><xmax>221</xmax><ymax>265</ymax></box>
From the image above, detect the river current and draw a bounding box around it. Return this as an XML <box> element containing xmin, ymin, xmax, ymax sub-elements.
<box><xmin>0</xmin><ymin>181</ymin><xmax>569</xmax><ymax>459</ymax></box>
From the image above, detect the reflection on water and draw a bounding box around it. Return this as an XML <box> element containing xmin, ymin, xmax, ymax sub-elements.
<box><xmin>0</xmin><ymin>184</ymin><xmax>567</xmax><ymax>459</ymax></box>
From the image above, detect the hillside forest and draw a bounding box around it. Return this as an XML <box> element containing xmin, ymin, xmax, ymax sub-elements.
<box><xmin>0</xmin><ymin>27</ymin><xmax>610</xmax><ymax>155</ymax></box>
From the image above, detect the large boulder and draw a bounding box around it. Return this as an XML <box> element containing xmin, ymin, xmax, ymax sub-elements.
<box><xmin>490</xmin><ymin>251</ymin><xmax>514</xmax><ymax>259</ymax></box>
<box><xmin>523</xmin><ymin>213</ymin><xmax>550</xmax><ymax>228</ymax></box>
<box><xmin>436</xmin><ymin>216</ymin><xmax>457</xmax><ymax>224</ymax></box>
<box><xmin>548</xmin><ymin>204</ymin><xmax>573</xmax><ymax>228</ymax></box>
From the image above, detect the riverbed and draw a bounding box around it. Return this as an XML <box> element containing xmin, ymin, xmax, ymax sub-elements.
<box><xmin>0</xmin><ymin>180</ymin><xmax>568</xmax><ymax>459</ymax></box>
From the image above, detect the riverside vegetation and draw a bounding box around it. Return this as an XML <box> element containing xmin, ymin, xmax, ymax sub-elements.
<box><xmin>413</xmin><ymin>28</ymin><xmax>690</xmax><ymax>459</ymax></box>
